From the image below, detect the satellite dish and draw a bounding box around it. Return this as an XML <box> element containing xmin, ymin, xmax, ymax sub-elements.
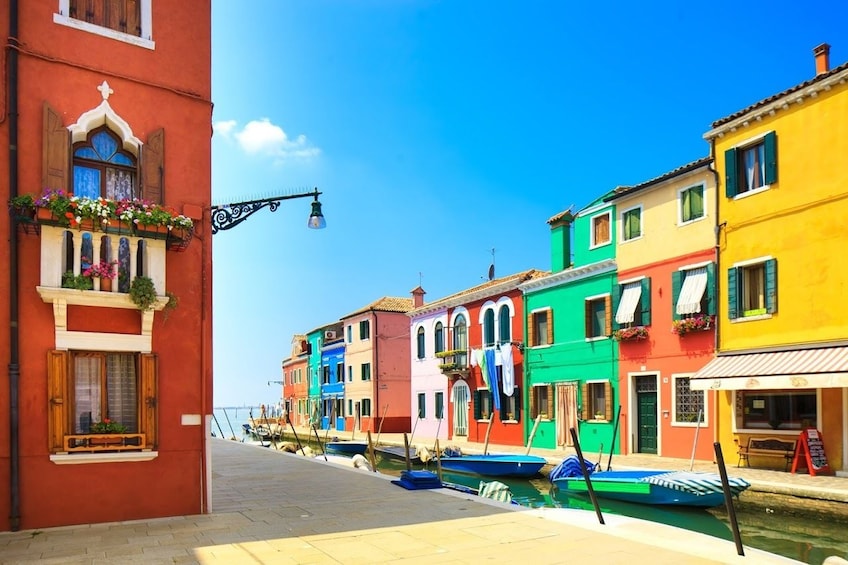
<box><xmin>488</xmin><ymin>264</ymin><xmax>495</xmax><ymax>281</ymax></box>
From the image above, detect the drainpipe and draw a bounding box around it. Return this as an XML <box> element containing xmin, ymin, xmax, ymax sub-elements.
<box><xmin>709</xmin><ymin>140</ymin><xmax>722</xmax><ymax>454</ymax></box>
<box><xmin>7</xmin><ymin>0</ymin><xmax>21</xmax><ymax>531</ymax></box>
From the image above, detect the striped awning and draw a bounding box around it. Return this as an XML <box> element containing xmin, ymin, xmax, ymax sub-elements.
<box><xmin>690</xmin><ymin>346</ymin><xmax>848</xmax><ymax>390</ymax></box>
<box><xmin>614</xmin><ymin>281</ymin><xmax>642</xmax><ymax>324</ymax></box>
<box><xmin>676</xmin><ymin>267</ymin><xmax>708</xmax><ymax>315</ymax></box>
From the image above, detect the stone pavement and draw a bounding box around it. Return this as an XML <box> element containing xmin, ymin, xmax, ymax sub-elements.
<box><xmin>0</xmin><ymin>438</ymin><xmax>819</xmax><ymax>564</ymax></box>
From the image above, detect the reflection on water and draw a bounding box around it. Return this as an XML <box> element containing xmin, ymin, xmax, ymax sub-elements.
<box><xmin>215</xmin><ymin>411</ymin><xmax>848</xmax><ymax>565</ymax></box>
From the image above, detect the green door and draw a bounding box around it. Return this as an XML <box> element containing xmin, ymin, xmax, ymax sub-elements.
<box><xmin>636</xmin><ymin>376</ymin><xmax>657</xmax><ymax>454</ymax></box>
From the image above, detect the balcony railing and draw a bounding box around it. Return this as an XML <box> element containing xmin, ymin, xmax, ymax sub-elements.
<box><xmin>436</xmin><ymin>349</ymin><xmax>470</xmax><ymax>377</ymax></box>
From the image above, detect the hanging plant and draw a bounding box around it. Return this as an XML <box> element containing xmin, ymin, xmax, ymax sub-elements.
<box><xmin>129</xmin><ymin>275</ymin><xmax>158</xmax><ymax>310</ymax></box>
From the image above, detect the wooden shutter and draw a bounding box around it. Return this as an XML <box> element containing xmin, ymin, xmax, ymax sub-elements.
<box><xmin>47</xmin><ymin>350</ymin><xmax>69</xmax><ymax>452</ymax></box>
<box><xmin>724</xmin><ymin>147</ymin><xmax>738</xmax><ymax>197</ymax></box>
<box><xmin>671</xmin><ymin>270</ymin><xmax>683</xmax><ymax>321</ymax></box>
<box><xmin>727</xmin><ymin>267</ymin><xmax>739</xmax><ymax>320</ymax></box>
<box><xmin>514</xmin><ymin>386</ymin><xmax>521</xmax><ymax>422</ymax></box>
<box><xmin>604</xmin><ymin>296</ymin><xmax>612</xmax><ymax>337</ymax></box>
<box><xmin>527</xmin><ymin>312</ymin><xmax>535</xmax><ymax>347</ymax></box>
<box><xmin>611</xmin><ymin>285</ymin><xmax>621</xmax><ymax>330</ymax></box>
<box><xmin>125</xmin><ymin>0</ymin><xmax>141</xmax><ymax>36</ymax></box>
<box><xmin>763</xmin><ymin>131</ymin><xmax>778</xmax><ymax>185</ymax></box>
<box><xmin>584</xmin><ymin>301</ymin><xmax>592</xmax><ymax>338</ymax></box>
<box><xmin>545</xmin><ymin>309</ymin><xmax>553</xmax><ymax>345</ymax></box>
<box><xmin>141</xmin><ymin>128</ymin><xmax>164</xmax><ymax>204</ymax></box>
<box><xmin>139</xmin><ymin>353</ymin><xmax>158</xmax><ymax>449</ymax></box>
<box><xmin>640</xmin><ymin>277</ymin><xmax>651</xmax><ymax>327</ymax></box>
<box><xmin>603</xmin><ymin>382</ymin><xmax>613</xmax><ymax>420</ymax></box>
<box><xmin>765</xmin><ymin>259</ymin><xmax>778</xmax><ymax>314</ymax></box>
<box><xmin>530</xmin><ymin>386</ymin><xmax>537</xmax><ymax>419</ymax></box>
<box><xmin>706</xmin><ymin>263</ymin><xmax>716</xmax><ymax>316</ymax></box>
<box><xmin>545</xmin><ymin>385</ymin><xmax>554</xmax><ymax>420</ymax></box>
<box><xmin>580</xmin><ymin>383</ymin><xmax>588</xmax><ymax>421</ymax></box>
<box><xmin>473</xmin><ymin>390</ymin><xmax>481</xmax><ymax>420</ymax></box>
<box><xmin>43</xmin><ymin>102</ymin><xmax>69</xmax><ymax>191</ymax></box>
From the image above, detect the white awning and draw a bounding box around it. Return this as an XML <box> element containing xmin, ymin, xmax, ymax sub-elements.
<box><xmin>676</xmin><ymin>267</ymin><xmax>708</xmax><ymax>316</ymax></box>
<box><xmin>614</xmin><ymin>282</ymin><xmax>642</xmax><ymax>324</ymax></box>
<box><xmin>690</xmin><ymin>346</ymin><xmax>848</xmax><ymax>390</ymax></box>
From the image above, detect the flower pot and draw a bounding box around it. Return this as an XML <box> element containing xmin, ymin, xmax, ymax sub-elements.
<box><xmin>104</xmin><ymin>219</ymin><xmax>133</xmax><ymax>235</ymax></box>
<box><xmin>100</xmin><ymin>277</ymin><xmax>113</xmax><ymax>292</ymax></box>
<box><xmin>135</xmin><ymin>224</ymin><xmax>169</xmax><ymax>240</ymax></box>
<box><xmin>87</xmin><ymin>435</ymin><xmax>126</xmax><ymax>448</ymax></box>
<box><xmin>36</xmin><ymin>207</ymin><xmax>56</xmax><ymax>222</ymax></box>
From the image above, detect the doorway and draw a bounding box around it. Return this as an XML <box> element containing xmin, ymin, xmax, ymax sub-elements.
<box><xmin>635</xmin><ymin>375</ymin><xmax>658</xmax><ymax>454</ymax></box>
<box><xmin>452</xmin><ymin>380</ymin><xmax>469</xmax><ymax>436</ymax></box>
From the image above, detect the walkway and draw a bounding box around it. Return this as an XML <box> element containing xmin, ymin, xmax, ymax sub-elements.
<box><xmin>0</xmin><ymin>438</ymin><xmax>815</xmax><ymax>564</ymax></box>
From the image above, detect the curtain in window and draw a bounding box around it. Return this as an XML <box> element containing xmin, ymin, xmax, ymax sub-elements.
<box><xmin>74</xmin><ymin>166</ymin><xmax>101</xmax><ymax>198</ymax></box>
<box><xmin>555</xmin><ymin>383</ymin><xmax>577</xmax><ymax>447</ymax></box>
<box><xmin>107</xmin><ymin>353</ymin><xmax>137</xmax><ymax>432</ymax></box>
<box><xmin>106</xmin><ymin>168</ymin><xmax>135</xmax><ymax>200</ymax></box>
<box><xmin>744</xmin><ymin>145</ymin><xmax>764</xmax><ymax>190</ymax></box>
<box><xmin>74</xmin><ymin>356</ymin><xmax>102</xmax><ymax>433</ymax></box>
<box><xmin>452</xmin><ymin>381</ymin><xmax>469</xmax><ymax>436</ymax></box>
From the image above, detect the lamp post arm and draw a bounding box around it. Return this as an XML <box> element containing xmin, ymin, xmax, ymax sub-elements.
<box><xmin>211</xmin><ymin>188</ymin><xmax>322</xmax><ymax>234</ymax></box>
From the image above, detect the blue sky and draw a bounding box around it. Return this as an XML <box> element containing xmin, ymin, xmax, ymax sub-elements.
<box><xmin>210</xmin><ymin>1</ymin><xmax>847</xmax><ymax>407</ymax></box>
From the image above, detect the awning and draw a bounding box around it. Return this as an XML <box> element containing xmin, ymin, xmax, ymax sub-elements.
<box><xmin>690</xmin><ymin>346</ymin><xmax>848</xmax><ymax>390</ymax></box>
<box><xmin>614</xmin><ymin>281</ymin><xmax>642</xmax><ymax>324</ymax></box>
<box><xmin>676</xmin><ymin>267</ymin><xmax>708</xmax><ymax>315</ymax></box>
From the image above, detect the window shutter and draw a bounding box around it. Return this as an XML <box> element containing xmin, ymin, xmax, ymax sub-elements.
<box><xmin>706</xmin><ymin>262</ymin><xmax>716</xmax><ymax>316</ymax></box>
<box><xmin>724</xmin><ymin>147</ymin><xmax>738</xmax><ymax>198</ymax></box>
<box><xmin>584</xmin><ymin>301</ymin><xmax>592</xmax><ymax>338</ymax></box>
<box><xmin>530</xmin><ymin>386</ymin><xmax>537</xmax><ymax>419</ymax></box>
<box><xmin>604</xmin><ymin>296</ymin><xmax>612</xmax><ymax>337</ymax></box>
<box><xmin>546</xmin><ymin>309</ymin><xmax>554</xmax><ymax>345</ymax></box>
<box><xmin>640</xmin><ymin>277</ymin><xmax>651</xmax><ymax>327</ymax></box>
<box><xmin>604</xmin><ymin>382</ymin><xmax>613</xmax><ymax>420</ymax></box>
<box><xmin>499</xmin><ymin>389</ymin><xmax>507</xmax><ymax>421</ymax></box>
<box><xmin>527</xmin><ymin>313</ymin><xmax>535</xmax><ymax>347</ymax></box>
<box><xmin>140</xmin><ymin>353</ymin><xmax>158</xmax><ymax>449</ymax></box>
<box><xmin>141</xmin><ymin>128</ymin><xmax>164</xmax><ymax>204</ymax></box>
<box><xmin>473</xmin><ymin>390</ymin><xmax>481</xmax><ymax>420</ymax></box>
<box><xmin>671</xmin><ymin>270</ymin><xmax>683</xmax><ymax>321</ymax></box>
<box><xmin>47</xmin><ymin>350</ymin><xmax>69</xmax><ymax>452</ymax></box>
<box><xmin>611</xmin><ymin>285</ymin><xmax>621</xmax><ymax>330</ymax></box>
<box><xmin>43</xmin><ymin>102</ymin><xmax>69</xmax><ymax>191</ymax></box>
<box><xmin>727</xmin><ymin>267</ymin><xmax>739</xmax><ymax>320</ymax></box>
<box><xmin>125</xmin><ymin>0</ymin><xmax>141</xmax><ymax>36</ymax></box>
<box><xmin>580</xmin><ymin>383</ymin><xmax>588</xmax><ymax>421</ymax></box>
<box><xmin>546</xmin><ymin>385</ymin><xmax>554</xmax><ymax>419</ymax></box>
<box><xmin>514</xmin><ymin>386</ymin><xmax>521</xmax><ymax>422</ymax></box>
<box><xmin>764</xmin><ymin>131</ymin><xmax>778</xmax><ymax>185</ymax></box>
<box><xmin>765</xmin><ymin>259</ymin><xmax>778</xmax><ymax>314</ymax></box>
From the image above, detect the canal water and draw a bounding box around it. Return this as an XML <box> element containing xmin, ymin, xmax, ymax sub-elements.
<box><xmin>213</xmin><ymin>408</ymin><xmax>848</xmax><ymax>565</ymax></box>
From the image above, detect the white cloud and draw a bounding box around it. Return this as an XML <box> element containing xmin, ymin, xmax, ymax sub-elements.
<box><xmin>215</xmin><ymin>118</ymin><xmax>320</xmax><ymax>160</ymax></box>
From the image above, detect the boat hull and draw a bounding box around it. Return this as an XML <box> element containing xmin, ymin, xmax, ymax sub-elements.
<box><xmin>438</xmin><ymin>454</ymin><xmax>547</xmax><ymax>478</ymax></box>
<box><xmin>552</xmin><ymin>470</ymin><xmax>749</xmax><ymax>508</ymax></box>
<box><xmin>325</xmin><ymin>441</ymin><xmax>368</xmax><ymax>456</ymax></box>
<box><xmin>376</xmin><ymin>445</ymin><xmax>423</xmax><ymax>465</ymax></box>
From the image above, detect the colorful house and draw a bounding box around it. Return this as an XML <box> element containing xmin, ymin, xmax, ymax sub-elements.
<box><xmin>519</xmin><ymin>194</ymin><xmax>618</xmax><ymax>455</ymax></box>
<box><xmin>407</xmin><ymin>287</ymin><xmax>451</xmax><ymax>442</ymax></box>
<box><xmin>319</xmin><ymin>323</ymin><xmax>345</xmax><ymax>430</ymax></box>
<box><xmin>604</xmin><ymin>158</ymin><xmax>718</xmax><ymax>460</ymax></box>
<box><xmin>693</xmin><ymin>44</ymin><xmax>848</xmax><ymax>473</ymax></box>
<box><xmin>281</xmin><ymin>335</ymin><xmax>310</xmax><ymax>427</ymax></box>
<box><xmin>340</xmin><ymin>296</ymin><xmax>414</xmax><ymax>433</ymax></box>
<box><xmin>414</xmin><ymin>272</ymin><xmax>539</xmax><ymax>447</ymax></box>
<box><xmin>0</xmin><ymin>2</ymin><xmax>212</xmax><ymax>530</ymax></box>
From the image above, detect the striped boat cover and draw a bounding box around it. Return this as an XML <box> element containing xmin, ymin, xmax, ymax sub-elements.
<box><xmin>478</xmin><ymin>480</ymin><xmax>513</xmax><ymax>503</ymax></box>
<box><xmin>643</xmin><ymin>472</ymin><xmax>750</xmax><ymax>497</ymax></box>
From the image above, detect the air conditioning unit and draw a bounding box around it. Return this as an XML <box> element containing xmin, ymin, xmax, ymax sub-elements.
<box><xmin>324</xmin><ymin>330</ymin><xmax>337</xmax><ymax>340</ymax></box>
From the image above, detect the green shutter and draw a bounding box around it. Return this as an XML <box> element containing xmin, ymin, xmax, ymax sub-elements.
<box><xmin>725</xmin><ymin>148</ymin><xmax>738</xmax><ymax>198</ymax></box>
<box><xmin>640</xmin><ymin>277</ymin><xmax>651</xmax><ymax>327</ymax></box>
<box><xmin>514</xmin><ymin>386</ymin><xmax>521</xmax><ymax>423</ymax></box>
<box><xmin>671</xmin><ymin>271</ymin><xmax>683</xmax><ymax>321</ymax></box>
<box><xmin>611</xmin><ymin>284</ymin><xmax>622</xmax><ymax>330</ymax></box>
<box><xmin>765</xmin><ymin>259</ymin><xmax>778</xmax><ymax>313</ymax></box>
<box><xmin>764</xmin><ymin>131</ymin><xmax>777</xmax><ymax>185</ymax></box>
<box><xmin>473</xmin><ymin>390</ymin><xmax>481</xmax><ymax>420</ymax></box>
<box><xmin>727</xmin><ymin>267</ymin><xmax>739</xmax><ymax>320</ymax></box>
<box><xmin>706</xmin><ymin>262</ymin><xmax>716</xmax><ymax>316</ymax></box>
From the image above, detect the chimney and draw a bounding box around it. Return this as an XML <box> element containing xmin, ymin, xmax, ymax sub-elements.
<box><xmin>814</xmin><ymin>43</ymin><xmax>830</xmax><ymax>76</ymax></box>
<box><xmin>410</xmin><ymin>286</ymin><xmax>425</xmax><ymax>308</ymax></box>
<box><xmin>547</xmin><ymin>209</ymin><xmax>575</xmax><ymax>273</ymax></box>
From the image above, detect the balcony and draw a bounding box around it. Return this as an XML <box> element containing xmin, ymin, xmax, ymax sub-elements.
<box><xmin>436</xmin><ymin>349</ymin><xmax>470</xmax><ymax>377</ymax></box>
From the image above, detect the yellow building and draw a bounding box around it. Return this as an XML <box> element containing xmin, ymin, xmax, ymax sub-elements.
<box><xmin>693</xmin><ymin>44</ymin><xmax>848</xmax><ymax>475</ymax></box>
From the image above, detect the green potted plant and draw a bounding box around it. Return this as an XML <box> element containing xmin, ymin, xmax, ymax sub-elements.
<box><xmin>89</xmin><ymin>418</ymin><xmax>127</xmax><ymax>434</ymax></box>
<box><xmin>162</xmin><ymin>291</ymin><xmax>179</xmax><ymax>320</ymax></box>
<box><xmin>61</xmin><ymin>271</ymin><xmax>94</xmax><ymax>290</ymax></box>
<box><xmin>129</xmin><ymin>275</ymin><xmax>158</xmax><ymax>310</ymax></box>
<box><xmin>9</xmin><ymin>193</ymin><xmax>36</xmax><ymax>220</ymax></box>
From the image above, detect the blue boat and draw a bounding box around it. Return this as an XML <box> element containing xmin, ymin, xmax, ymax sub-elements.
<box><xmin>552</xmin><ymin>469</ymin><xmax>750</xmax><ymax>508</ymax></box>
<box><xmin>325</xmin><ymin>441</ymin><xmax>368</xmax><ymax>456</ymax></box>
<box><xmin>437</xmin><ymin>454</ymin><xmax>548</xmax><ymax>478</ymax></box>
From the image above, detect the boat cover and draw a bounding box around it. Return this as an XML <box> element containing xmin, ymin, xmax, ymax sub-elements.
<box><xmin>643</xmin><ymin>471</ymin><xmax>750</xmax><ymax>497</ymax></box>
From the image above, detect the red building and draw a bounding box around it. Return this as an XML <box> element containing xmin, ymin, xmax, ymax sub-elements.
<box><xmin>0</xmin><ymin>2</ymin><xmax>212</xmax><ymax>530</ymax></box>
<box><xmin>282</xmin><ymin>335</ymin><xmax>310</xmax><ymax>427</ymax></box>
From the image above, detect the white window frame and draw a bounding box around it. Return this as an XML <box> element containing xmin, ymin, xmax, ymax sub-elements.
<box><xmin>677</xmin><ymin>183</ymin><xmax>707</xmax><ymax>225</ymax></box>
<box><xmin>730</xmin><ymin>132</ymin><xmax>774</xmax><ymax>200</ymax></box>
<box><xmin>589</xmin><ymin>210</ymin><xmax>612</xmax><ymax>249</ymax></box>
<box><xmin>55</xmin><ymin>0</ymin><xmax>155</xmax><ymax>50</ymax></box>
<box><xmin>619</xmin><ymin>205</ymin><xmax>643</xmax><ymax>242</ymax></box>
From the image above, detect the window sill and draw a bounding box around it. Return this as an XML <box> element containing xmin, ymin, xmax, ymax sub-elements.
<box><xmin>585</xmin><ymin>336</ymin><xmax>608</xmax><ymax>342</ymax></box>
<box><xmin>621</xmin><ymin>235</ymin><xmax>643</xmax><ymax>243</ymax></box>
<box><xmin>678</xmin><ymin>215</ymin><xmax>707</xmax><ymax>227</ymax></box>
<box><xmin>589</xmin><ymin>241</ymin><xmax>612</xmax><ymax>250</ymax></box>
<box><xmin>50</xmin><ymin>450</ymin><xmax>158</xmax><ymax>465</ymax></box>
<box><xmin>731</xmin><ymin>313</ymin><xmax>772</xmax><ymax>323</ymax></box>
<box><xmin>37</xmin><ymin>286</ymin><xmax>169</xmax><ymax>311</ymax></box>
<box><xmin>53</xmin><ymin>14</ymin><xmax>155</xmax><ymax>50</ymax></box>
<box><xmin>732</xmin><ymin>184</ymin><xmax>772</xmax><ymax>200</ymax></box>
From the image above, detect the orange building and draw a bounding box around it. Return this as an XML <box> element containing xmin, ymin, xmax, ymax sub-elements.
<box><xmin>0</xmin><ymin>2</ymin><xmax>212</xmax><ymax>530</ymax></box>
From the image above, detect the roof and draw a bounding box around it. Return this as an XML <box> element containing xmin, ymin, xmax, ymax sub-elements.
<box><xmin>408</xmin><ymin>269</ymin><xmax>547</xmax><ymax>316</ymax></box>
<box><xmin>547</xmin><ymin>208</ymin><xmax>574</xmax><ymax>226</ymax></box>
<box><xmin>342</xmin><ymin>296</ymin><xmax>415</xmax><ymax>319</ymax></box>
<box><xmin>708</xmin><ymin>60</ymin><xmax>848</xmax><ymax>131</ymax></box>
<box><xmin>604</xmin><ymin>157</ymin><xmax>713</xmax><ymax>202</ymax></box>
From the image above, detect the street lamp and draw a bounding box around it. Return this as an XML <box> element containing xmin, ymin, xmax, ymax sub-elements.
<box><xmin>210</xmin><ymin>187</ymin><xmax>326</xmax><ymax>234</ymax></box>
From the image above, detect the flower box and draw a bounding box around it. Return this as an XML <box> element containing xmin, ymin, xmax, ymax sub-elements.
<box><xmin>672</xmin><ymin>315</ymin><xmax>714</xmax><ymax>336</ymax></box>
<box><xmin>612</xmin><ymin>326</ymin><xmax>649</xmax><ymax>342</ymax></box>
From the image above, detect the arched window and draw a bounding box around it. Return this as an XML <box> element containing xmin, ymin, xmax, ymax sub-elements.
<box><xmin>483</xmin><ymin>309</ymin><xmax>495</xmax><ymax>347</ymax></box>
<box><xmin>73</xmin><ymin>127</ymin><xmax>137</xmax><ymax>200</ymax></box>
<box><xmin>416</xmin><ymin>327</ymin><xmax>426</xmax><ymax>359</ymax></box>
<box><xmin>434</xmin><ymin>322</ymin><xmax>444</xmax><ymax>354</ymax></box>
<box><xmin>499</xmin><ymin>304</ymin><xmax>511</xmax><ymax>344</ymax></box>
<box><xmin>453</xmin><ymin>314</ymin><xmax>467</xmax><ymax>352</ymax></box>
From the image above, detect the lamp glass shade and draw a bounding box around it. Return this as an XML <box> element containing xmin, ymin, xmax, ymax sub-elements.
<box><xmin>307</xmin><ymin>200</ymin><xmax>326</xmax><ymax>229</ymax></box>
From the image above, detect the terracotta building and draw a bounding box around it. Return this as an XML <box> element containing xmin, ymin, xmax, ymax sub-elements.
<box><xmin>0</xmin><ymin>2</ymin><xmax>212</xmax><ymax>530</ymax></box>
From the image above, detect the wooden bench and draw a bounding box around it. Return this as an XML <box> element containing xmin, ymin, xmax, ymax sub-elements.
<box><xmin>737</xmin><ymin>437</ymin><xmax>796</xmax><ymax>471</ymax></box>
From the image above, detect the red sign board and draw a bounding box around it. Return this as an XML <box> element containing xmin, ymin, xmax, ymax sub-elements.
<box><xmin>791</xmin><ymin>428</ymin><xmax>832</xmax><ymax>476</ymax></box>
